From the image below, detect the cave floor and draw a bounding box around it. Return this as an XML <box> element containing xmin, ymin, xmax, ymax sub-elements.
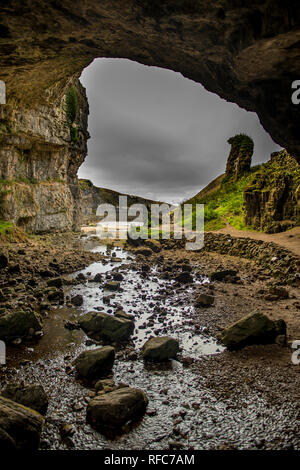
<box><xmin>0</xmin><ymin>233</ymin><xmax>300</xmax><ymax>450</ymax></box>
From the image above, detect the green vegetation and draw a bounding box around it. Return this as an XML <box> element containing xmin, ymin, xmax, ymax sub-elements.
<box><xmin>0</xmin><ymin>220</ymin><xmax>28</xmax><ymax>242</ymax></box>
<box><xmin>0</xmin><ymin>220</ymin><xmax>13</xmax><ymax>234</ymax></box>
<box><xmin>126</xmin><ymin>225</ymin><xmax>172</xmax><ymax>245</ymax></box>
<box><xmin>0</xmin><ymin>177</ymin><xmax>39</xmax><ymax>185</ymax></box>
<box><xmin>66</xmin><ymin>86</ymin><xmax>79</xmax><ymax>143</ymax></box>
<box><xmin>66</xmin><ymin>86</ymin><xmax>78</xmax><ymax>123</ymax></box>
<box><xmin>245</xmin><ymin>151</ymin><xmax>300</xmax><ymax>192</ymax></box>
<box><xmin>70</xmin><ymin>126</ymin><xmax>79</xmax><ymax>143</ymax></box>
<box><xmin>0</xmin><ymin>119</ymin><xmax>11</xmax><ymax>135</ymax></box>
<box><xmin>0</xmin><ymin>186</ymin><xmax>9</xmax><ymax>218</ymax></box>
<box><xmin>227</xmin><ymin>134</ymin><xmax>254</xmax><ymax>156</ymax></box>
<box><xmin>78</xmin><ymin>179</ymin><xmax>94</xmax><ymax>190</ymax></box>
<box><xmin>183</xmin><ymin>167</ymin><xmax>261</xmax><ymax>232</ymax></box>
<box><xmin>224</xmin><ymin>133</ymin><xmax>254</xmax><ymax>182</ymax></box>
<box><xmin>183</xmin><ymin>148</ymin><xmax>300</xmax><ymax>233</ymax></box>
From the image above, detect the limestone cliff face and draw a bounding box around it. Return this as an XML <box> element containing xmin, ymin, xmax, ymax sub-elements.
<box><xmin>0</xmin><ymin>79</ymin><xmax>88</xmax><ymax>232</ymax></box>
<box><xmin>244</xmin><ymin>150</ymin><xmax>300</xmax><ymax>233</ymax></box>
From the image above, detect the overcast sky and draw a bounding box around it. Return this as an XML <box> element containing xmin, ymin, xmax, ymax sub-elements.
<box><xmin>79</xmin><ymin>58</ymin><xmax>281</xmax><ymax>204</ymax></box>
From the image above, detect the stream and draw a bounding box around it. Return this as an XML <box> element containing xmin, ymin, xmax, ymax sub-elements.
<box><xmin>2</xmin><ymin>237</ymin><xmax>300</xmax><ymax>450</ymax></box>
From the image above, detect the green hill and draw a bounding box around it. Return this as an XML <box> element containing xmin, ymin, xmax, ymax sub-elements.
<box><xmin>184</xmin><ymin>150</ymin><xmax>300</xmax><ymax>233</ymax></box>
<box><xmin>184</xmin><ymin>167</ymin><xmax>260</xmax><ymax>231</ymax></box>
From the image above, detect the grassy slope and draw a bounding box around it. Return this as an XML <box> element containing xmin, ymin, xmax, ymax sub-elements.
<box><xmin>183</xmin><ymin>166</ymin><xmax>262</xmax><ymax>231</ymax></box>
<box><xmin>0</xmin><ymin>221</ymin><xmax>27</xmax><ymax>242</ymax></box>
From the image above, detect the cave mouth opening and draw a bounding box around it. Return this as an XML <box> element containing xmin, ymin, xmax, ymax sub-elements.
<box><xmin>78</xmin><ymin>58</ymin><xmax>281</xmax><ymax>205</ymax></box>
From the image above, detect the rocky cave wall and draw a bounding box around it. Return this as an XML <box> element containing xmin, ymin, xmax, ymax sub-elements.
<box><xmin>0</xmin><ymin>79</ymin><xmax>88</xmax><ymax>232</ymax></box>
<box><xmin>0</xmin><ymin>0</ymin><xmax>299</xmax><ymax>232</ymax></box>
<box><xmin>244</xmin><ymin>150</ymin><xmax>300</xmax><ymax>233</ymax></box>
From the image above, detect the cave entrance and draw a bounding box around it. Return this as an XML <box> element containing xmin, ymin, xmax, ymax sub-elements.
<box><xmin>78</xmin><ymin>58</ymin><xmax>281</xmax><ymax>205</ymax></box>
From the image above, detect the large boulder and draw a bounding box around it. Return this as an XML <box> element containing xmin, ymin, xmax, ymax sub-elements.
<box><xmin>46</xmin><ymin>277</ymin><xmax>63</xmax><ymax>288</ymax></box>
<box><xmin>1</xmin><ymin>383</ymin><xmax>48</xmax><ymax>415</ymax></box>
<box><xmin>195</xmin><ymin>293</ymin><xmax>214</xmax><ymax>307</ymax></box>
<box><xmin>220</xmin><ymin>312</ymin><xmax>286</xmax><ymax>350</ymax></box>
<box><xmin>0</xmin><ymin>396</ymin><xmax>43</xmax><ymax>450</ymax></box>
<box><xmin>104</xmin><ymin>281</ymin><xmax>120</xmax><ymax>291</ymax></box>
<box><xmin>71</xmin><ymin>294</ymin><xmax>84</xmax><ymax>306</ymax></box>
<box><xmin>145</xmin><ymin>239</ymin><xmax>161</xmax><ymax>253</ymax></box>
<box><xmin>86</xmin><ymin>387</ymin><xmax>148</xmax><ymax>435</ymax></box>
<box><xmin>142</xmin><ymin>336</ymin><xmax>179</xmax><ymax>361</ymax></box>
<box><xmin>175</xmin><ymin>272</ymin><xmax>193</xmax><ymax>284</ymax></box>
<box><xmin>74</xmin><ymin>346</ymin><xmax>115</xmax><ymax>379</ymax></box>
<box><xmin>265</xmin><ymin>286</ymin><xmax>289</xmax><ymax>301</ymax></box>
<box><xmin>78</xmin><ymin>311</ymin><xmax>134</xmax><ymax>343</ymax></box>
<box><xmin>0</xmin><ymin>309</ymin><xmax>42</xmax><ymax>342</ymax></box>
<box><xmin>135</xmin><ymin>247</ymin><xmax>153</xmax><ymax>257</ymax></box>
<box><xmin>210</xmin><ymin>270</ymin><xmax>238</xmax><ymax>282</ymax></box>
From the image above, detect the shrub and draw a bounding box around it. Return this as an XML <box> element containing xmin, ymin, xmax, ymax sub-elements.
<box><xmin>70</xmin><ymin>126</ymin><xmax>79</xmax><ymax>143</ymax></box>
<box><xmin>66</xmin><ymin>86</ymin><xmax>78</xmax><ymax>123</ymax></box>
<box><xmin>227</xmin><ymin>133</ymin><xmax>254</xmax><ymax>156</ymax></box>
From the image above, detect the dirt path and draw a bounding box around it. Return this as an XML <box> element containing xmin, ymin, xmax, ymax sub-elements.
<box><xmin>214</xmin><ymin>224</ymin><xmax>300</xmax><ymax>257</ymax></box>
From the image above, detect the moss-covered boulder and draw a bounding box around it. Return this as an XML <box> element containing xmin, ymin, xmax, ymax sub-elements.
<box><xmin>86</xmin><ymin>387</ymin><xmax>148</xmax><ymax>436</ymax></box>
<box><xmin>142</xmin><ymin>336</ymin><xmax>179</xmax><ymax>361</ymax></box>
<box><xmin>220</xmin><ymin>312</ymin><xmax>286</xmax><ymax>350</ymax></box>
<box><xmin>78</xmin><ymin>311</ymin><xmax>134</xmax><ymax>343</ymax></box>
<box><xmin>74</xmin><ymin>346</ymin><xmax>115</xmax><ymax>379</ymax></box>
<box><xmin>0</xmin><ymin>309</ymin><xmax>42</xmax><ymax>341</ymax></box>
<box><xmin>0</xmin><ymin>396</ymin><xmax>43</xmax><ymax>450</ymax></box>
<box><xmin>1</xmin><ymin>383</ymin><xmax>48</xmax><ymax>416</ymax></box>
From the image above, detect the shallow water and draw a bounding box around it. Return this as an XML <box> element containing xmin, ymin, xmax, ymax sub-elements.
<box><xmin>2</xmin><ymin>241</ymin><xmax>300</xmax><ymax>450</ymax></box>
<box><xmin>67</xmin><ymin>245</ymin><xmax>222</xmax><ymax>357</ymax></box>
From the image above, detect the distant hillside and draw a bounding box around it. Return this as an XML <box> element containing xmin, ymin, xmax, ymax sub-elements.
<box><xmin>79</xmin><ymin>179</ymin><xmax>165</xmax><ymax>224</ymax></box>
<box><xmin>185</xmin><ymin>174</ymin><xmax>225</xmax><ymax>203</ymax></box>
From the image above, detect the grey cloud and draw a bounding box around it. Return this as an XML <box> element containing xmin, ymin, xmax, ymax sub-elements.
<box><xmin>79</xmin><ymin>58</ymin><xmax>281</xmax><ymax>203</ymax></box>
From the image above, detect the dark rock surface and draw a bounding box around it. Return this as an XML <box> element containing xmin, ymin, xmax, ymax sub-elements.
<box><xmin>0</xmin><ymin>1</ymin><xmax>299</xmax><ymax>158</ymax></box>
<box><xmin>78</xmin><ymin>311</ymin><xmax>134</xmax><ymax>343</ymax></box>
<box><xmin>220</xmin><ymin>312</ymin><xmax>286</xmax><ymax>350</ymax></box>
<box><xmin>74</xmin><ymin>346</ymin><xmax>115</xmax><ymax>379</ymax></box>
<box><xmin>244</xmin><ymin>150</ymin><xmax>300</xmax><ymax>232</ymax></box>
<box><xmin>142</xmin><ymin>336</ymin><xmax>180</xmax><ymax>361</ymax></box>
<box><xmin>0</xmin><ymin>1</ymin><xmax>298</xmax><ymax>232</ymax></box>
<box><xmin>1</xmin><ymin>382</ymin><xmax>48</xmax><ymax>415</ymax></box>
<box><xmin>164</xmin><ymin>234</ymin><xmax>299</xmax><ymax>284</ymax></box>
<box><xmin>86</xmin><ymin>386</ymin><xmax>148</xmax><ymax>435</ymax></box>
<box><xmin>195</xmin><ymin>293</ymin><xmax>215</xmax><ymax>307</ymax></box>
<box><xmin>0</xmin><ymin>396</ymin><xmax>43</xmax><ymax>450</ymax></box>
<box><xmin>0</xmin><ymin>309</ymin><xmax>42</xmax><ymax>342</ymax></box>
<box><xmin>225</xmin><ymin>134</ymin><xmax>253</xmax><ymax>180</ymax></box>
